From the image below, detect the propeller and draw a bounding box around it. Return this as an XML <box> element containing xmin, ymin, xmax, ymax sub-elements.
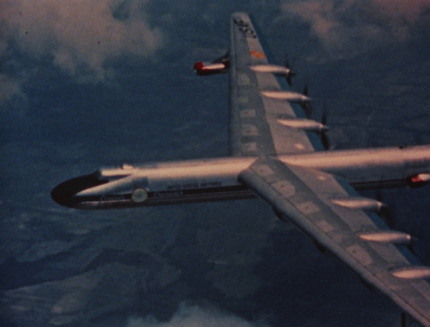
<box><xmin>401</xmin><ymin>312</ymin><xmax>406</xmax><ymax>327</ymax></box>
<box><xmin>300</xmin><ymin>84</ymin><xmax>331</xmax><ymax>150</ymax></box>
<box><xmin>375</xmin><ymin>188</ymin><xmax>417</xmax><ymax>252</ymax></box>
<box><xmin>318</xmin><ymin>103</ymin><xmax>331</xmax><ymax>150</ymax></box>
<box><xmin>284</xmin><ymin>54</ymin><xmax>296</xmax><ymax>87</ymax></box>
<box><xmin>376</xmin><ymin>187</ymin><xmax>395</xmax><ymax>226</ymax></box>
<box><xmin>300</xmin><ymin>83</ymin><xmax>313</xmax><ymax>118</ymax></box>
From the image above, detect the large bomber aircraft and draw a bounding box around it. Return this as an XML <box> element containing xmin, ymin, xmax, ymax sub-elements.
<box><xmin>52</xmin><ymin>13</ymin><xmax>430</xmax><ymax>326</ymax></box>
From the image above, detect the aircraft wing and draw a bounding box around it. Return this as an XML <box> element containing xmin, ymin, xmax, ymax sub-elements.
<box><xmin>239</xmin><ymin>157</ymin><xmax>430</xmax><ymax>326</ymax></box>
<box><xmin>229</xmin><ymin>13</ymin><xmax>321</xmax><ymax>157</ymax></box>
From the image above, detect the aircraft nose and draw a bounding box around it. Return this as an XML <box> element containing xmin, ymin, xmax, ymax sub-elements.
<box><xmin>51</xmin><ymin>174</ymin><xmax>106</xmax><ymax>208</ymax></box>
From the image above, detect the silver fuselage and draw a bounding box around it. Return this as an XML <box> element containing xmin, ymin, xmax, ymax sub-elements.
<box><xmin>51</xmin><ymin>145</ymin><xmax>430</xmax><ymax>209</ymax></box>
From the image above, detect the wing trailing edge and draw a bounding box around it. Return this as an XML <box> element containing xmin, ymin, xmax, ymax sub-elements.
<box><xmin>239</xmin><ymin>157</ymin><xmax>430</xmax><ymax>326</ymax></box>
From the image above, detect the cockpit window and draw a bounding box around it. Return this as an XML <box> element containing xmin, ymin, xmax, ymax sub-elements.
<box><xmin>94</xmin><ymin>167</ymin><xmax>134</xmax><ymax>181</ymax></box>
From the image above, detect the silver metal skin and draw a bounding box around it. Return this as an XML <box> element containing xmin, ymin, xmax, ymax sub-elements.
<box><xmin>358</xmin><ymin>231</ymin><xmax>414</xmax><ymax>245</ymax></box>
<box><xmin>250</xmin><ymin>64</ymin><xmax>293</xmax><ymax>76</ymax></box>
<box><xmin>261</xmin><ymin>90</ymin><xmax>311</xmax><ymax>103</ymax></box>
<box><xmin>51</xmin><ymin>145</ymin><xmax>430</xmax><ymax>209</ymax></box>
<box><xmin>51</xmin><ymin>12</ymin><xmax>430</xmax><ymax>326</ymax></box>
<box><xmin>51</xmin><ymin>158</ymin><xmax>255</xmax><ymax>208</ymax></box>
<box><xmin>277</xmin><ymin>118</ymin><xmax>328</xmax><ymax>132</ymax></box>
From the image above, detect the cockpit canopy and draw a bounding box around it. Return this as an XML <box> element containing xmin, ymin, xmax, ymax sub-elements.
<box><xmin>51</xmin><ymin>164</ymin><xmax>143</xmax><ymax>208</ymax></box>
<box><xmin>94</xmin><ymin>164</ymin><xmax>137</xmax><ymax>181</ymax></box>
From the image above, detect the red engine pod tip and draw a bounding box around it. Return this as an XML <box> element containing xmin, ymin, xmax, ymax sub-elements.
<box><xmin>409</xmin><ymin>173</ymin><xmax>430</xmax><ymax>187</ymax></box>
<box><xmin>193</xmin><ymin>62</ymin><xmax>204</xmax><ymax>70</ymax></box>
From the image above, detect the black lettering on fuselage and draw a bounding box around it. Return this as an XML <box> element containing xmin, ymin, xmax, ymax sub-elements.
<box><xmin>233</xmin><ymin>18</ymin><xmax>257</xmax><ymax>39</ymax></box>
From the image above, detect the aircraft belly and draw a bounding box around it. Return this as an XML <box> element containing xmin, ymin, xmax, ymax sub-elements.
<box><xmin>146</xmin><ymin>185</ymin><xmax>254</xmax><ymax>205</ymax></box>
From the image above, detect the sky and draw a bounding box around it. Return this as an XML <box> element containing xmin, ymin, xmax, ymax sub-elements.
<box><xmin>2</xmin><ymin>1</ymin><xmax>430</xmax><ymax>326</ymax></box>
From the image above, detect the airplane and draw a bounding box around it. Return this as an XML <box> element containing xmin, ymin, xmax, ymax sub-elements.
<box><xmin>51</xmin><ymin>12</ymin><xmax>430</xmax><ymax>326</ymax></box>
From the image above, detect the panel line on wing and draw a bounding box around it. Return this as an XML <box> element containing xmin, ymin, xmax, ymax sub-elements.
<box><xmin>229</xmin><ymin>13</ymin><xmax>318</xmax><ymax>156</ymax></box>
<box><xmin>239</xmin><ymin>156</ymin><xmax>430</xmax><ymax>326</ymax></box>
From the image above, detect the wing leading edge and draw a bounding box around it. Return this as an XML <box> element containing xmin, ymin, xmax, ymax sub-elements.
<box><xmin>239</xmin><ymin>157</ymin><xmax>430</xmax><ymax>326</ymax></box>
<box><xmin>229</xmin><ymin>12</ymin><xmax>322</xmax><ymax>157</ymax></box>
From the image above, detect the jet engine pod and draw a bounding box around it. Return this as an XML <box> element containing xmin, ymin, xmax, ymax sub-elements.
<box><xmin>408</xmin><ymin>173</ymin><xmax>430</xmax><ymax>188</ymax></box>
<box><xmin>193</xmin><ymin>62</ymin><xmax>228</xmax><ymax>75</ymax></box>
<box><xmin>131</xmin><ymin>188</ymin><xmax>148</xmax><ymax>203</ymax></box>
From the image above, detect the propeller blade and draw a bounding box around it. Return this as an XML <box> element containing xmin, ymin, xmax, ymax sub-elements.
<box><xmin>321</xmin><ymin>102</ymin><xmax>327</xmax><ymax>126</ymax></box>
<box><xmin>284</xmin><ymin>53</ymin><xmax>296</xmax><ymax>87</ymax></box>
<box><xmin>401</xmin><ymin>312</ymin><xmax>406</xmax><ymax>327</ymax></box>
<box><xmin>319</xmin><ymin>102</ymin><xmax>331</xmax><ymax>150</ymax></box>
<box><xmin>284</xmin><ymin>54</ymin><xmax>291</xmax><ymax>70</ymax></box>
<box><xmin>321</xmin><ymin>132</ymin><xmax>330</xmax><ymax>150</ymax></box>
<box><xmin>300</xmin><ymin>84</ymin><xmax>312</xmax><ymax>118</ymax></box>
<box><xmin>302</xmin><ymin>102</ymin><xmax>312</xmax><ymax>118</ymax></box>
<box><xmin>374</xmin><ymin>190</ymin><xmax>417</xmax><ymax>251</ymax></box>
<box><xmin>375</xmin><ymin>187</ymin><xmax>397</xmax><ymax>228</ymax></box>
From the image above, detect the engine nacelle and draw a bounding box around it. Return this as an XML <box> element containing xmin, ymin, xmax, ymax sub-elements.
<box><xmin>408</xmin><ymin>173</ymin><xmax>430</xmax><ymax>188</ymax></box>
<box><xmin>261</xmin><ymin>90</ymin><xmax>311</xmax><ymax>103</ymax></box>
<box><xmin>193</xmin><ymin>62</ymin><xmax>228</xmax><ymax>76</ymax></box>
<box><xmin>194</xmin><ymin>52</ymin><xmax>229</xmax><ymax>76</ymax></box>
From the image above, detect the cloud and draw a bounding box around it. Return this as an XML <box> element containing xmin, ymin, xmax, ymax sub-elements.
<box><xmin>372</xmin><ymin>0</ymin><xmax>430</xmax><ymax>22</ymax></box>
<box><xmin>281</xmin><ymin>0</ymin><xmax>430</xmax><ymax>55</ymax></box>
<box><xmin>126</xmin><ymin>304</ymin><xmax>269</xmax><ymax>327</ymax></box>
<box><xmin>0</xmin><ymin>73</ymin><xmax>26</xmax><ymax>104</ymax></box>
<box><xmin>0</xmin><ymin>0</ymin><xmax>164</xmax><ymax>82</ymax></box>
